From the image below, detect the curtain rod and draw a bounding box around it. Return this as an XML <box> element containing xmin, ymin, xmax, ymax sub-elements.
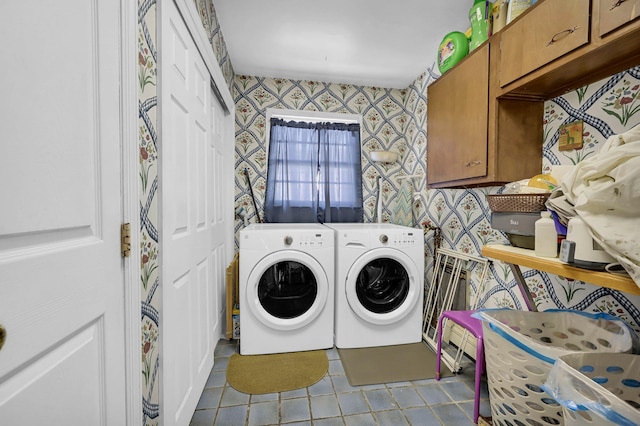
<box><xmin>268</xmin><ymin>108</ymin><xmax>361</xmax><ymax>125</ymax></box>
<box><xmin>272</xmin><ymin>114</ymin><xmax>359</xmax><ymax>124</ymax></box>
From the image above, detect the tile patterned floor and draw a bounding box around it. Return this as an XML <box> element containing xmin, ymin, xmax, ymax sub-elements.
<box><xmin>189</xmin><ymin>339</ymin><xmax>491</xmax><ymax>426</ymax></box>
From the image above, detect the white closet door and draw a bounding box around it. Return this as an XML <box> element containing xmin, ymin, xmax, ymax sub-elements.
<box><xmin>160</xmin><ymin>1</ymin><xmax>228</xmax><ymax>424</ymax></box>
<box><xmin>210</xmin><ymin>89</ymin><xmax>228</xmax><ymax>334</ymax></box>
<box><xmin>0</xmin><ymin>1</ymin><xmax>126</xmax><ymax>424</ymax></box>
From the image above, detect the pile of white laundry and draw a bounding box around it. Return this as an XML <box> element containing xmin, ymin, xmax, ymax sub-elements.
<box><xmin>547</xmin><ymin>124</ymin><xmax>640</xmax><ymax>285</ymax></box>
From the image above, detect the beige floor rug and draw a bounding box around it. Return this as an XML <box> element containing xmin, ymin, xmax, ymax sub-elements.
<box><xmin>338</xmin><ymin>342</ymin><xmax>452</xmax><ymax>386</ymax></box>
<box><xmin>226</xmin><ymin>350</ymin><xmax>328</xmax><ymax>394</ymax></box>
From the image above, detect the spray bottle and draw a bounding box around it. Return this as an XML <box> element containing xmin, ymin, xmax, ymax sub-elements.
<box><xmin>235</xmin><ymin>206</ymin><xmax>249</xmax><ymax>227</ymax></box>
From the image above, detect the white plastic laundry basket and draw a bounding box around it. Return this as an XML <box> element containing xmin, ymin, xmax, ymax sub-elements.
<box><xmin>477</xmin><ymin>310</ymin><xmax>636</xmax><ymax>426</ymax></box>
<box><xmin>543</xmin><ymin>353</ymin><xmax>640</xmax><ymax>425</ymax></box>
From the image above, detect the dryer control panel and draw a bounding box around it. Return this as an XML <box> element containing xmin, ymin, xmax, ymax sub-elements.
<box><xmin>379</xmin><ymin>231</ymin><xmax>419</xmax><ymax>248</ymax></box>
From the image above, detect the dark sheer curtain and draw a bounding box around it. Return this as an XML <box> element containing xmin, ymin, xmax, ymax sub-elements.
<box><xmin>317</xmin><ymin>122</ymin><xmax>363</xmax><ymax>222</ymax></box>
<box><xmin>264</xmin><ymin>118</ymin><xmax>363</xmax><ymax>223</ymax></box>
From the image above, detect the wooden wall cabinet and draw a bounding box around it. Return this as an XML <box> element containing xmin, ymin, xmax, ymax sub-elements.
<box><xmin>497</xmin><ymin>0</ymin><xmax>640</xmax><ymax>98</ymax></box>
<box><xmin>499</xmin><ymin>0</ymin><xmax>591</xmax><ymax>88</ymax></box>
<box><xmin>596</xmin><ymin>0</ymin><xmax>640</xmax><ymax>38</ymax></box>
<box><xmin>427</xmin><ymin>43</ymin><xmax>542</xmax><ymax>188</ymax></box>
<box><xmin>427</xmin><ymin>45</ymin><xmax>490</xmax><ymax>185</ymax></box>
<box><xmin>426</xmin><ymin>0</ymin><xmax>640</xmax><ymax>189</ymax></box>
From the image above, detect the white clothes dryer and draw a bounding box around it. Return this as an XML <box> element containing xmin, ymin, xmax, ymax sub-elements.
<box><xmin>239</xmin><ymin>223</ymin><xmax>334</xmax><ymax>355</ymax></box>
<box><xmin>326</xmin><ymin>223</ymin><xmax>424</xmax><ymax>349</ymax></box>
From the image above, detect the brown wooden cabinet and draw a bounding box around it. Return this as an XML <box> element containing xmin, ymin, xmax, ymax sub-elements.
<box><xmin>596</xmin><ymin>0</ymin><xmax>640</xmax><ymax>37</ymax></box>
<box><xmin>427</xmin><ymin>43</ymin><xmax>542</xmax><ymax>188</ymax></box>
<box><xmin>427</xmin><ymin>45</ymin><xmax>490</xmax><ymax>185</ymax></box>
<box><xmin>426</xmin><ymin>0</ymin><xmax>640</xmax><ymax>189</ymax></box>
<box><xmin>499</xmin><ymin>0</ymin><xmax>591</xmax><ymax>88</ymax></box>
<box><xmin>497</xmin><ymin>0</ymin><xmax>640</xmax><ymax>98</ymax></box>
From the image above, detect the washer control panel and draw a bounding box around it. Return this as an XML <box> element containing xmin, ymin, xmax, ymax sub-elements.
<box><xmin>285</xmin><ymin>232</ymin><xmax>332</xmax><ymax>249</ymax></box>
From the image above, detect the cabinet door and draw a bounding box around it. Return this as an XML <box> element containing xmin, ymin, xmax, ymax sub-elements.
<box><xmin>500</xmin><ymin>0</ymin><xmax>590</xmax><ymax>87</ymax></box>
<box><xmin>427</xmin><ymin>44</ymin><xmax>489</xmax><ymax>185</ymax></box>
<box><xmin>598</xmin><ymin>0</ymin><xmax>640</xmax><ymax>37</ymax></box>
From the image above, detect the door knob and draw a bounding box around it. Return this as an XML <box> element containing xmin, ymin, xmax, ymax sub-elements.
<box><xmin>0</xmin><ymin>325</ymin><xmax>6</xmax><ymax>351</ymax></box>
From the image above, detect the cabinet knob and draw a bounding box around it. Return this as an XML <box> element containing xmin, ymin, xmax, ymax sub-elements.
<box><xmin>465</xmin><ymin>160</ymin><xmax>482</xmax><ymax>167</ymax></box>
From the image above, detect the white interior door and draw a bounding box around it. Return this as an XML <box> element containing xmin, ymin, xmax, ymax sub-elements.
<box><xmin>160</xmin><ymin>1</ymin><xmax>228</xmax><ymax>424</ymax></box>
<box><xmin>0</xmin><ymin>1</ymin><xmax>126</xmax><ymax>424</ymax></box>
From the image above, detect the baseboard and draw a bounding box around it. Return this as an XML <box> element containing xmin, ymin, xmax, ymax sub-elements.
<box><xmin>442</xmin><ymin>321</ymin><xmax>478</xmax><ymax>360</ymax></box>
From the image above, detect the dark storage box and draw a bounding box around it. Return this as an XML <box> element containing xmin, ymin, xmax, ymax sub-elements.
<box><xmin>491</xmin><ymin>212</ymin><xmax>540</xmax><ymax>236</ymax></box>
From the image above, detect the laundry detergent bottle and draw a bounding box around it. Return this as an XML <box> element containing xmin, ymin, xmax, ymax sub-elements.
<box><xmin>437</xmin><ymin>31</ymin><xmax>469</xmax><ymax>74</ymax></box>
<box><xmin>469</xmin><ymin>0</ymin><xmax>492</xmax><ymax>51</ymax></box>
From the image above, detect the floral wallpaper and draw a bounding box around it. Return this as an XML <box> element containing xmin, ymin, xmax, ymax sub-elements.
<box><xmin>193</xmin><ymin>0</ymin><xmax>235</xmax><ymax>89</ymax></box>
<box><xmin>139</xmin><ymin>0</ymin><xmax>640</xmax><ymax>422</ymax></box>
<box><xmin>138</xmin><ymin>0</ymin><xmax>160</xmax><ymax>424</ymax></box>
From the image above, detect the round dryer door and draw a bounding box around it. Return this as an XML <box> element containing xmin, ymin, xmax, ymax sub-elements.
<box><xmin>345</xmin><ymin>247</ymin><xmax>420</xmax><ymax>326</ymax></box>
<box><xmin>246</xmin><ymin>250</ymin><xmax>329</xmax><ymax>331</ymax></box>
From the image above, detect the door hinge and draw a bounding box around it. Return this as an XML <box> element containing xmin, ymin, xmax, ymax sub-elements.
<box><xmin>121</xmin><ymin>223</ymin><xmax>131</xmax><ymax>258</ymax></box>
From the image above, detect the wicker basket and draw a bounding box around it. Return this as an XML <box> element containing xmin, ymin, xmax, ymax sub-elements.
<box><xmin>487</xmin><ymin>193</ymin><xmax>550</xmax><ymax>213</ymax></box>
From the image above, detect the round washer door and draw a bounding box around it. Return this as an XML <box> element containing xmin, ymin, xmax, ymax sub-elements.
<box><xmin>345</xmin><ymin>247</ymin><xmax>420</xmax><ymax>326</ymax></box>
<box><xmin>246</xmin><ymin>250</ymin><xmax>329</xmax><ymax>331</ymax></box>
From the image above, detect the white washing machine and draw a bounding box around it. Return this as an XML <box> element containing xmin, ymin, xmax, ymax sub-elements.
<box><xmin>239</xmin><ymin>223</ymin><xmax>334</xmax><ymax>355</ymax></box>
<box><xmin>327</xmin><ymin>223</ymin><xmax>424</xmax><ymax>349</ymax></box>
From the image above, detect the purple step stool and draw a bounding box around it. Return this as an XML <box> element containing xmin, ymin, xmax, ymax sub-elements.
<box><xmin>436</xmin><ymin>310</ymin><xmax>485</xmax><ymax>424</ymax></box>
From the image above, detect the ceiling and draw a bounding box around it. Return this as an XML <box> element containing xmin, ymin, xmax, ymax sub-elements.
<box><xmin>212</xmin><ymin>0</ymin><xmax>472</xmax><ymax>89</ymax></box>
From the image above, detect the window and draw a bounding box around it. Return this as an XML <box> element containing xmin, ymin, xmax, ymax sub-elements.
<box><xmin>264</xmin><ymin>113</ymin><xmax>363</xmax><ymax>223</ymax></box>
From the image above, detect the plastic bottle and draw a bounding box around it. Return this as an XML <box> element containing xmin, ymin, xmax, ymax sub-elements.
<box><xmin>535</xmin><ymin>211</ymin><xmax>557</xmax><ymax>257</ymax></box>
<box><xmin>469</xmin><ymin>0</ymin><xmax>491</xmax><ymax>51</ymax></box>
<box><xmin>437</xmin><ymin>31</ymin><xmax>469</xmax><ymax>74</ymax></box>
<box><xmin>527</xmin><ymin>173</ymin><xmax>558</xmax><ymax>191</ymax></box>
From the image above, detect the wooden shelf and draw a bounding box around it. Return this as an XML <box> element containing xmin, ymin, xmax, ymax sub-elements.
<box><xmin>482</xmin><ymin>244</ymin><xmax>640</xmax><ymax>296</ymax></box>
